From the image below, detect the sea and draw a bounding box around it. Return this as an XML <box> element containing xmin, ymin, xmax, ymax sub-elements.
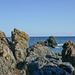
<box><xmin>29</xmin><ymin>37</ymin><xmax>75</xmax><ymax>54</ymax></box>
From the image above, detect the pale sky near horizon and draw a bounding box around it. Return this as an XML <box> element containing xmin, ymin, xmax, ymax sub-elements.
<box><xmin>0</xmin><ymin>0</ymin><xmax>75</xmax><ymax>37</ymax></box>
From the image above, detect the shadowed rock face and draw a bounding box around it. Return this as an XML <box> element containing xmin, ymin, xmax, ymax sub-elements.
<box><xmin>37</xmin><ymin>36</ymin><xmax>57</xmax><ymax>48</ymax></box>
<box><xmin>25</xmin><ymin>44</ymin><xmax>74</xmax><ymax>75</ymax></box>
<box><xmin>62</xmin><ymin>41</ymin><xmax>75</xmax><ymax>66</ymax></box>
<box><xmin>71</xmin><ymin>70</ymin><xmax>75</xmax><ymax>75</ymax></box>
<box><xmin>44</xmin><ymin>36</ymin><xmax>57</xmax><ymax>48</ymax></box>
<box><xmin>11</xmin><ymin>28</ymin><xmax>30</xmax><ymax>62</ymax></box>
<box><xmin>0</xmin><ymin>29</ymin><xmax>75</xmax><ymax>75</ymax></box>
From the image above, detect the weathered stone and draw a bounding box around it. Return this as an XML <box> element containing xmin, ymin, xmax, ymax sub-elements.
<box><xmin>26</xmin><ymin>44</ymin><xmax>56</xmax><ymax>62</ymax></box>
<box><xmin>11</xmin><ymin>28</ymin><xmax>30</xmax><ymax>62</ymax></box>
<box><xmin>27</xmin><ymin>63</ymin><xmax>43</xmax><ymax>75</ymax></box>
<box><xmin>44</xmin><ymin>36</ymin><xmax>57</xmax><ymax>48</ymax></box>
<box><xmin>0</xmin><ymin>30</ymin><xmax>16</xmax><ymax>75</ymax></box>
<box><xmin>62</xmin><ymin>41</ymin><xmax>75</xmax><ymax>66</ymax></box>
<box><xmin>37</xmin><ymin>41</ymin><xmax>45</xmax><ymax>46</ymax></box>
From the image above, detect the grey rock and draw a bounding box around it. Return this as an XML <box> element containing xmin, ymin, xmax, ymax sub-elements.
<box><xmin>44</xmin><ymin>36</ymin><xmax>57</xmax><ymax>48</ymax></box>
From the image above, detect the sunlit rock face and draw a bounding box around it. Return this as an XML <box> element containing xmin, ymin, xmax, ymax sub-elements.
<box><xmin>62</xmin><ymin>41</ymin><xmax>75</xmax><ymax>66</ymax></box>
<box><xmin>0</xmin><ymin>28</ymin><xmax>75</xmax><ymax>75</ymax></box>
<box><xmin>0</xmin><ymin>30</ymin><xmax>16</xmax><ymax>75</ymax></box>
<box><xmin>24</xmin><ymin>44</ymin><xmax>74</xmax><ymax>75</ymax></box>
<box><xmin>0</xmin><ymin>28</ymin><xmax>30</xmax><ymax>75</ymax></box>
<box><xmin>11</xmin><ymin>28</ymin><xmax>30</xmax><ymax>62</ymax></box>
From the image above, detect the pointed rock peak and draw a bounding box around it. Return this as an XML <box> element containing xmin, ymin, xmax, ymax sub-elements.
<box><xmin>0</xmin><ymin>30</ymin><xmax>6</xmax><ymax>38</ymax></box>
<box><xmin>13</xmin><ymin>28</ymin><xmax>30</xmax><ymax>40</ymax></box>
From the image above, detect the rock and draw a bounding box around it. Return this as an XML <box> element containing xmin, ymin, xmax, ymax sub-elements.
<box><xmin>27</xmin><ymin>63</ymin><xmax>43</xmax><ymax>75</ymax></box>
<box><xmin>44</xmin><ymin>36</ymin><xmax>57</xmax><ymax>48</ymax></box>
<box><xmin>23</xmin><ymin>43</ymin><xmax>75</xmax><ymax>75</ymax></box>
<box><xmin>11</xmin><ymin>28</ymin><xmax>30</xmax><ymax>62</ymax></box>
<box><xmin>71</xmin><ymin>70</ymin><xmax>75</xmax><ymax>75</ymax></box>
<box><xmin>0</xmin><ymin>29</ymin><xmax>75</xmax><ymax>75</ymax></box>
<box><xmin>62</xmin><ymin>41</ymin><xmax>75</xmax><ymax>66</ymax></box>
<box><xmin>26</xmin><ymin>62</ymin><xmax>70</xmax><ymax>75</ymax></box>
<box><xmin>58</xmin><ymin>53</ymin><xmax>62</xmax><ymax>56</ymax></box>
<box><xmin>0</xmin><ymin>30</ymin><xmax>16</xmax><ymax>75</ymax></box>
<box><xmin>37</xmin><ymin>41</ymin><xmax>45</xmax><ymax>46</ymax></box>
<box><xmin>12</xmin><ymin>69</ymin><xmax>26</xmax><ymax>75</ymax></box>
<box><xmin>26</xmin><ymin>44</ymin><xmax>56</xmax><ymax>63</ymax></box>
<box><xmin>25</xmin><ymin>44</ymin><xmax>61</xmax><ymax>70</ymax></box>
<box><xmin>41</xmin><ymin>65</ymin><xmax>70</xmax><ymax>75</ymax></box>
<box><xmin>58</xmin><ymin>64</ymin><xmax>72</xmax><ymax>73</ymax></box>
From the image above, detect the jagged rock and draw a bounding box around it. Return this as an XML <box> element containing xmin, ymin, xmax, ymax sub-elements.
<box><xmin>27</xmin><ymin>63</ymin><xmax>43</xmax><ymax>75</ymax></box>
<box><xmin>44</xmin><ymin>36</ymin><xmax>57</xmax><ymax>48</ymax></box>
<box><xmin>26</xmin><ymin>44</ymin><xmax>56</xmax><ymax>63</ymax></box>
<box><xmin>62</xmin><ymin>41</ymin><xmax>75</xmax><ymax>66</ymax></box>
<box><xmin>26</xmin><ymin>62</ymin><xmax>70</xmax><ymax>75</ymax></box>
<box><xmin>0</xmin><ymin>30</ymin><xmax>16</xmax><ymax>75</ymax></box>
<box><xmin>24</xmin><ymin>43</ymin><xmax>75</xmax><ymax>75</ymax></box>
<box><xmin>0</xmin><ymin>29</ymin><xmax>75</xmax><ymax>75</ymax></box>
<box><xmin>37</xmin><ymin>41</ymin><xmax>45</xmax><ymax>46</ymax></box>
<box><xmin>58</xmin><ymin>64</ymin><xmax>73</xmax><ymax>73</ymax></box>
<box><xmin>11</xmin><ymin>28</ymin><xmax>30</xmax><ymax>62</ymax></box>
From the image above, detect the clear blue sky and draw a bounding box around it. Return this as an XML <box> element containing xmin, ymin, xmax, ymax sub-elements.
<box><xmin>0</xmin><ymin>0</ymin><xmax>75</xmax><ymax>37</ymax></box>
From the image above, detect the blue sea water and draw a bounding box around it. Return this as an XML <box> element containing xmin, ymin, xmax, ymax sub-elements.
<box><xmin>29</xmin><ymin>37</ymin><xmax>75</xmax><ymax>54</ymax></box>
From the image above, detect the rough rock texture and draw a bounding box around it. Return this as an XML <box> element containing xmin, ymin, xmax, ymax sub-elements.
<box><xmin>0</xmin><ymin>29</ymin><xmax>75</xmax><ymax>75</ymax></box>
<box><xmin>62</xmin><ymin>41</ymin><xmax>75</xmax><ymax>66</ymax></box>
<box><xmin>37</xmin><ymin>41</ymin><xmax>45</xmax><ymax>46</ymax></box>
<box><xmin>0</xmin><ymin>29</ymin><xmax>30</xmax><ymax>75</ymax></box>
<box><xmin>44</xmin><ymin>36</ymin><xmax>57</xmax><ymax>48</ymax></box>
<box><xmin>26</xmin><ymin>44</ymin><xmax>56</xmax><ymax>63</ymax></box>
<box><xmin>24</xmin><ymin>44</ymin><xmax>74</xmax><ymax>75</ymax></box>
<box><xmin>11</xmin><ymin>28</ymin><xmax>30</xmax><ymax>62</ymax></box>
<box><xmin>0</xmin><ymin>31</ymin><xmax>16</xmax><ymax>75</ymax></box>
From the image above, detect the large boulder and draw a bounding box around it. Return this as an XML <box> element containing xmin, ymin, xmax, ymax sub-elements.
<box><xmin>62</xmin><ymin>41</ymin><xmax>75</xmax><ymax>66</ymax></box>
<box><xmin>44</xmin><ymin>36</ymin><xmax>57</xmax><ymax>48</ymax></box>
<box><xmin>11</xmin><ymin>28</ymin><xmax>30</xmax><ymax>62</ymax></box>
<box><xmin>24</xmin><ymin>43</ymin><xmax>75</xmax><ymax>75</ymax></box>
<box><xmin>26</xmin><ymin>44</ymin><xmax>56</xmax><ymax>63</ymax></box>
<box><xmin>0</xmin><ymin>31</ymin><xmax>16</xmax><ymax>75</ymax></box>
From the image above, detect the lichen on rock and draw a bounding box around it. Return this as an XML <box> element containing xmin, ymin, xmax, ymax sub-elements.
<box><xmin>62</xmin><ymin>41</ymin><xmax>75</xmax><ymax>66</ymax></box>
<box><xmin>0</xmin><ymin>30</ymin><xmax>16</xmax><ymax>75</ymax></box>
<box><xmin>44</xmin><ymin>36</ymin><xmax>57</xmax><ymax>48</ymax></box>
<box><xmin>11</xmin><ymin>28</ymin><xmax>30</xmax><ymax>62</ymax></box>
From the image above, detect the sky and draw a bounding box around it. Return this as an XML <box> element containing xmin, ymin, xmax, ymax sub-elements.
<box><xmin>0</xmin><ymin>0</ymin><xmax>75</xmax><ymax>37</ymax></box>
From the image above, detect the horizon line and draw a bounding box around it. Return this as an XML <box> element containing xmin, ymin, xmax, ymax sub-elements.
<box><xmin>7</xmin><ymin>35</ymin><xmax>75</xmax><ymax>37</ymax></box>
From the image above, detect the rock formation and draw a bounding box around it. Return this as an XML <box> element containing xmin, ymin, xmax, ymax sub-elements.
<box><xmin>11</xmin><ymin>28</ymin><xmax>30</xmax><ymax>62</ymax></box>
<box><xmin>0</xmin><ymin>31</ymin><xmax>16</xmax><ymax>75</ymax></box>
<box><xmin>62</xmin><ymin>41</ymin><xmax>75</xmax><ymax>66</ymax></box>
<box><xmin>26</xmin><ymin>44</ymin><xmax>56</xmax><ymax>63</ymax></box>
<box><xmin>37</xmin><ymin>41</ymin><xmax>45</xmax><ymax>46</ymax></box>
<box><xmin>0</xmin><ymin>29</ymin><xmax>75</xmax><ymax>75</ymax></box>
<box><xmin>0</xmin><ymin>28</ymin><xmax>30</xmax><ymax>75</ymax></box>
<box><xmin>44</xmin><ymin>36</ymin><xmax>57</xmax><ymax>48</ymax></box>
<box><xmin>24</xmin><ymin>44</ymin><xmax>74</xmax><ymax>75</ymax></box>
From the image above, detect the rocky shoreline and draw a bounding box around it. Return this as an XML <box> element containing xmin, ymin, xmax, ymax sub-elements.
<box><xmin>0</xmin><ymin>28</ymin><xmax>75</xmax><ymax>75</ymax></box>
